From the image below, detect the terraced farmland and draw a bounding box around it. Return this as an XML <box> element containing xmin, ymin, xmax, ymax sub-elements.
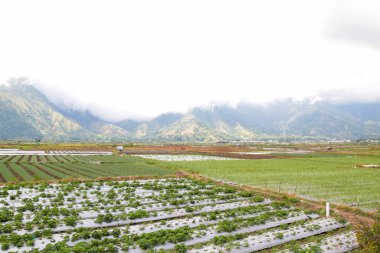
<box><xmin>0</xmin><ymin>155</ymin><xmax>172</xmax><ymax>183</ymax></box>
<box><xmin>0</xmin><ymin>178</ymin><xmax>358</xmax><ymax>252</ymax></box>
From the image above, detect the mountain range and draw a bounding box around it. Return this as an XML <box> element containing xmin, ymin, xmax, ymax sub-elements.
<box><xmin>1</xmin><ymin>83</ymin><xmax>380</xmax><ymax>142</ymax></box>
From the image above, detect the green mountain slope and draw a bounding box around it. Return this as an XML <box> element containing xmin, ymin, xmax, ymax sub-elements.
<box><xmin>58</xmin><ymin>107</ymin><xmax>129</xmax><ymax>138</ymax></box>
<box><xmin>0</xmin><ymin>84</ymin><xmax>96</xmax><ymax>141</ymax></box>
<box><xmin>1</xmin><ymin>82</ymin><xmax>380</xmax><ymax>142</ymax></box>
<box><xmin>125</xmin><ymin>101</ymin><xmax>380</xmax><ymax>141</ymax></box>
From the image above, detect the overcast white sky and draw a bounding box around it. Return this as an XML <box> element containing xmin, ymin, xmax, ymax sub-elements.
<box><xmin>1</xmin><ymin>0</ymin><xmax>380</xmax><ymax>121</ymax></box>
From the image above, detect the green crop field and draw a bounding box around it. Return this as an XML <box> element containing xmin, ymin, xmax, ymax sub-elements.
<box><xmin>171</xmin><ymin>154</ymin><xmax>380</xmax><ymax>210</ymax></box>
<box><xmin>0</xmin><ymin>155</ymin><xmax>172</xmax><ymax>183</ymax></box>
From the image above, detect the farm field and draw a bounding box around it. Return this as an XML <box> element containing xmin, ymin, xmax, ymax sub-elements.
<box><xmin>134</xmin><ymin>154</ymin><xmax>237</xmax><ymax>161</ymax></box>
<box><xmin>0</xmin><ymin>143</ymin><xmax>116</xmax><ymax>152</ymax></box>
<box><xmin>170</xmin><ymin>154</ymin><xmax>380</xmax><ymax>210</ymax></box>
<box><xmin>0</xmin><ymin>155</ymin><xmax>172</xmax><ymax>183</ymax></box>
<box><xmin>0</xmin><ymin>178</ymin><xmax>358</xmax><ymax>252</ymax></box>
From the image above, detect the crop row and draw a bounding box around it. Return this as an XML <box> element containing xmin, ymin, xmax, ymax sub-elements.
<box><xmin>0</xmin><ymin>155</ymin><xmax>172</xmax><ymax>182</ymax></box>
<box><xmin>0</xmin><ymin>155</ymin><xmax>139</xmax><ymax>164</ymax></box>
<box><xmin>0</xmin><ymin>178</ymin><xmax>358</xmax><ymax>252</ymax></box>
<box><xmin>188</xmin><ymin>218</ymin><xmax>350</xmax><ymax>253</ymax></box>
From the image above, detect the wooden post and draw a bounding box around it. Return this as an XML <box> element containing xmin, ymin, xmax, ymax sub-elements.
<box><xmin>326</xmin><ymin>202</ymin><xmax>330</xmax><ymax>217</ymax></box>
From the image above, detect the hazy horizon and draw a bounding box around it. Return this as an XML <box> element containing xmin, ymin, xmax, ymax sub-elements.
<box><xmin>1</xmin><ymin>0</ymin><xmax>380</xmax><ymax>121</ymax></box>
<box><xmin>3</xmin><ymin>78</ymin><xmax>380</xmax><ymax>123</ymax></box>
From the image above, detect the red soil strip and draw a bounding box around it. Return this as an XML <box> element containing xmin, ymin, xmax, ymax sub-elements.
<box><xmin>36</xmin><ymin>156</ymin><xmax>41</xmax><ymax>162</ymax></box>
<box><xmin>126</xmin><ymin>145</ymin><xmax>252</xmax><ymax>153</ymax></box>
<box><xmin>30</xmin><ymin>164</ymin><xmax>60</xmax><ymax>179</ymax></box>
<box><xmin>124</xmin><ymin>145</ymin><xmax>305</xmax><ymax>160</ymax></box>
<box><xmin>27</xmin><ymin>156</ymin><xmax>32</xmax><ymax>162</ymax></box>
<box><xmin>16</xmin><ymin>163</ymin><xmax>36</xmax><ymax>177</ymax></box>
<box><xmin>5</xmin><ymin>163</ymin><xmax>24</xmax><ymax>181</ymax></box>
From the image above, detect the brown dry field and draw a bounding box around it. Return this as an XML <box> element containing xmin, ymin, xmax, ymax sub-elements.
<box><xmin>124</xmin><ymin>142</ymin><xmax>380</xmax><ymax>157</ymax></box>
<box><xmin>2</xmin><ymin>142</ymin><xmax>379</xmax><ymax>155</ymax></box>
<box><xmin>123</xmin><ymin>145</ymin><xmax>280</xmax><ymax>159</ymax></box>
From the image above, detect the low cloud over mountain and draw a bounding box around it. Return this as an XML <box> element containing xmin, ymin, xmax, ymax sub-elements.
<box><xmin>1</xmin><ymin>83</ymin><xmax>380</xmax><ymax>142</ymax></box>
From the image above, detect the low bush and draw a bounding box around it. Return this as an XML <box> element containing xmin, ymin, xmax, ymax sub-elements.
<box><xmin>357</xmin><ymin>211</ymin><xmax>380</xmax><ymax>253</ymax></box>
